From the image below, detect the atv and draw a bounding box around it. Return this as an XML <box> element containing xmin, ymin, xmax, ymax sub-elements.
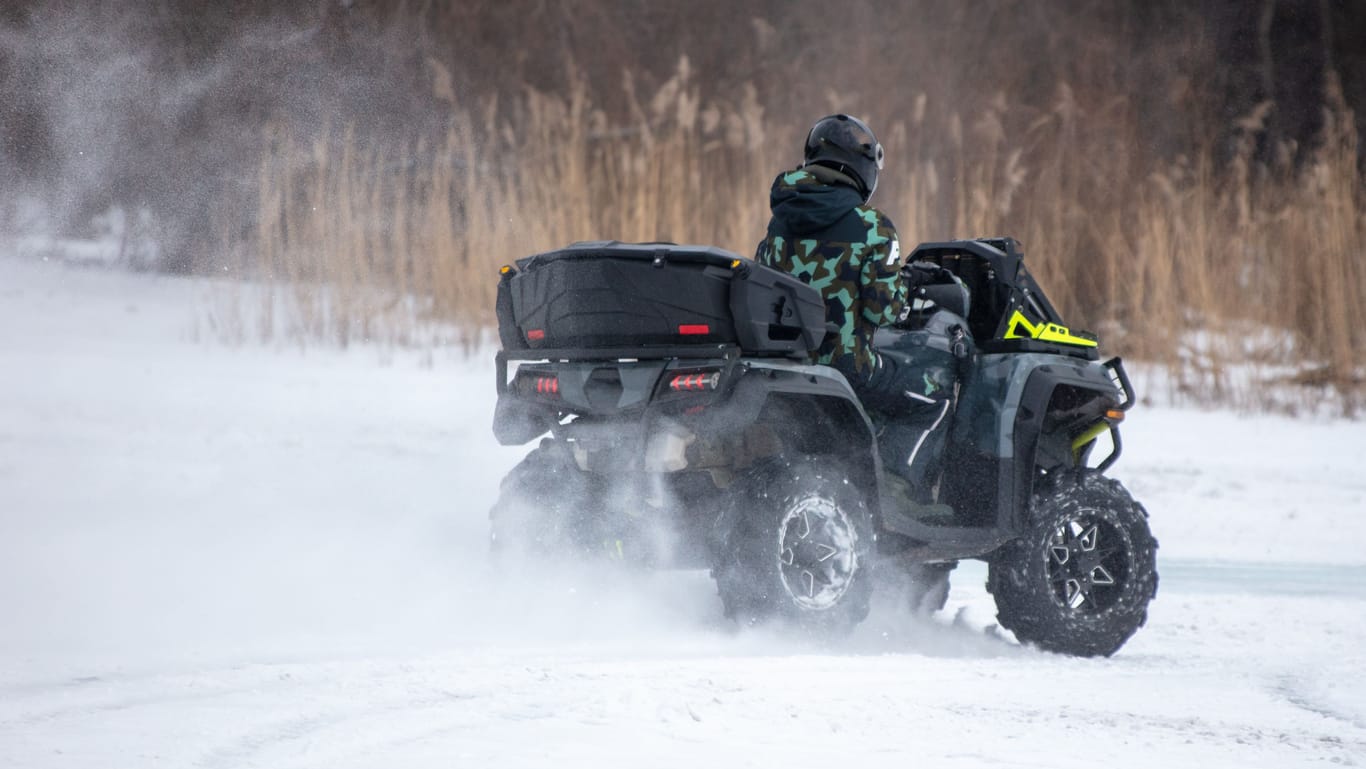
<box><xmin>489</xmin><ymin>237</ymin><xmax>1158</xmax><ymax>657</ymax></box>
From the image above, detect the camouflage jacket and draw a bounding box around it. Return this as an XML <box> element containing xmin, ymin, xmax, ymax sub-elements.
<box><xmin>755</xmin><ymin>167</ymin><xmax>907</xmax><ymax>380</ymax></box>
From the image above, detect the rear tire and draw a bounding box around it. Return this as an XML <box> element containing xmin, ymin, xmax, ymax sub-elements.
<box><xmin>713</xmin><ymin>459</ymin><xmax>874</xmax><ymax>636</ymax></box>
<box><xmin>988</xmin><ymin>471</ymin><xmax>1158</xmax><ymax>657</ymax></box>
<box><xmin>489</xmin><ymin>440</ymin><xmax>596</xmax><ymax>557</ymax></box>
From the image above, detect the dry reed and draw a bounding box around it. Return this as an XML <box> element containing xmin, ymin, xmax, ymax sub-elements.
<box><xmin>242</xmin><ymin>59</ymin><xmax>1365</xmax><ymax>413</ymax></box>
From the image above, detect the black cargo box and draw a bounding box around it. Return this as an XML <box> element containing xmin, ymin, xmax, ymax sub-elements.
<box><xmin>496</xmin><ymin>241</ymin><xmax>826</xmax><ymax>356</ymax></box>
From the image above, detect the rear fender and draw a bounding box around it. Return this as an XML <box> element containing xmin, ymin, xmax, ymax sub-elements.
<box><xmin>493</xmin><ymin>395</ymin><xmax>558</xmax><ymax>446</ymax></box>
<box><xmin>712</xmin><ymin>362</ymin><xmax>885</xmax><ymax>531</ymax></box>
<box><xmin>725</xmin><ymin>363</ymin><xmax>876</xmax><ymax>457</ymax></box>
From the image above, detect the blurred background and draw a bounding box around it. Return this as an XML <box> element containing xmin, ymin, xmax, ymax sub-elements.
<box><xmin>1</xmin><ymin>0</ymin><xmax>1363</xmax><ymax>410</ymax></box>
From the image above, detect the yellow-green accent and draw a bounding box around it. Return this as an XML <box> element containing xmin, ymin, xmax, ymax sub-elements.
<box><xmin>1004</xmin><ymin>310</ymin><xmax>1099</xmax><ymax>348</ymax></box>
<box><xmin>1071</xmin><ymin>420</ymin><xmax>1112</xmax><ymax>460</ymax></box>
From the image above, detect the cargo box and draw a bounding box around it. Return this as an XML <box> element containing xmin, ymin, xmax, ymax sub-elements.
<box><xmin>496</xmin><ymin>241</ymin><xmax>826</xmax><ymax>356</ymax></box>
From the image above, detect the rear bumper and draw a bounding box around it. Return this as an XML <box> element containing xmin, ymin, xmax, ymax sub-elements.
<box><xmin>492</xmin><ymin>346</ymin><xmax>742</xmax><ymax>446</ymax></box>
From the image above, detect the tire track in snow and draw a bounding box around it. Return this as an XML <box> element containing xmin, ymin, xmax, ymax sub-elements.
<box><xmin>939</xmin><ymin>700</ymin><xmax>1366</xmax><ymax>763</ymax></box>
<box><xmin>0</xmin><ymin>668</ymin><xmax>305</xmax><ymax>730</ymax></box>
<box><xmin>191</xmin><ymin>667</ymin><xmax>575</xmax><ymax>769</ymax></box>
<box><xmin>1270</xmin><ymin>674</ymin><xmax>1366</xmax><ymax>733</ymax></box>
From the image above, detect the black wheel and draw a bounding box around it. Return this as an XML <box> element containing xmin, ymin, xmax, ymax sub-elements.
<box><xmin>489</xmin><ymin>439</ymin><xmax>596</xmax><ymax>557</ymax></box>
<box><xmin>713</xmin><ymin>459</ymin><xmax>874</xmax><ymax>635</ymax></box>
<box><xmin>988</xmin><ymin>471</ymin><xmax>1158</xmax><ymax>657</ymax></box>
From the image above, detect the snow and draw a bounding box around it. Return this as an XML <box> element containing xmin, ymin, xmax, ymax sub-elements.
<box><xmin>1</xmin><ymin>254</ymin><xmax>1364</xmax><ymax>767</ymax></box>
<box><xmin>1120</xmin><ymin>399</ymin><xmax>1366</xmax><ymax>565</ymax></box>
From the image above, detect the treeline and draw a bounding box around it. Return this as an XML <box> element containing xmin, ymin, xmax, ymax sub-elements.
<box><xmin>1</xmin><ymin>0</ymin><xmax>1363</xmax><ymax>407</ymax></box>
<box><xmin>2</xmin><ymin>0</ymin><xmax>1362</xmax><ymax>259</ymax></box>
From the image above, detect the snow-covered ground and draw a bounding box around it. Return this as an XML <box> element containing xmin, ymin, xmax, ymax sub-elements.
<box><xmin>1</xmin><ymin>255</ymin><xmax>1363</xmax><ymax>768</ymax></box>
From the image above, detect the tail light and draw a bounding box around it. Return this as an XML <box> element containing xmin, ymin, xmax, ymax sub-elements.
<box><xmin>669</xmin><ymin>371</ymin><xmax>721</xmax><ymax>391</ymax></box>
<box><xmin>515</xmin><ymin>371</ymin><xmax>559</xmax><ymax>397</ymax></box>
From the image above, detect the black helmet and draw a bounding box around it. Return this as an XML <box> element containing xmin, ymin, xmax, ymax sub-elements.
<box><xmin>803</xmin><ymin>114</ymin><xmax>884</xmax><ymax>202</ymax></box>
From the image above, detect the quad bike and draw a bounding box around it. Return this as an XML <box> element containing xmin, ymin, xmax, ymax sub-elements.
<box><xmin>489</xmin><ymin>237</ymin><xmax>1158</xmax><ymax>657</ymax></box>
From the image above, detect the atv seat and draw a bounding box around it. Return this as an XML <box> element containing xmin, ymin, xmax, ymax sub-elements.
<box><xmin>909</xmin><ymin>279</ymin><xmax>970</xmax><ymax>319</ymax></box>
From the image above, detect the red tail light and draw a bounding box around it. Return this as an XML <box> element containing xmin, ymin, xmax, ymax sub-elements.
<box><xmin>526</xmin><ymin>329</ymin><xmax>545</xmax><ymax>341</ymax></box>
<box><xmin>669</xmin><ymin>371</ymin><xmax>721</xmax><ymax>391</ymax></box>
<box><xmin>678</xmin><ymin>324</ymin><xmax>710</xmax><ymax>336</ymax></box>
<box><xmin>513</xmin><ymin>374</ymin><xmax>557</xmax><ymax>396</ymax></box>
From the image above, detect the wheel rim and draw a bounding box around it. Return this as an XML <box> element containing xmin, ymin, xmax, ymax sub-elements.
<box><xmin>777</xmin><ymin>493</ymin><xmax>859</xmax><ymax>611</ymax></box>
<box><xmin>1045</xmin><ymin>513</ymin><xmax>1131</xmax><ymax>613</ymax></box>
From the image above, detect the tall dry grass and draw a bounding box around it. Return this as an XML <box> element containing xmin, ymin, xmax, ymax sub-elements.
<box><xmin>880</xmin><ymin>78</ymin><xmax>1366</xmax><ymax>413</ymax></box>
<box><xmin>243</xmin><ymin>59</ymin><xmax>1365</xmax><ymax>413</ymax></box>
<box><xmin>249</xmin><ymin>58</ymin><xmax>775</xmax><ymax>351</ymax></box>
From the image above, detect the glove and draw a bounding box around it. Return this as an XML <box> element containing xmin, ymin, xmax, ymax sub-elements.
<box><xmin>900</xmin><ymin>260</ymin><xmax>950</xmax><ymax>288</ymax></box>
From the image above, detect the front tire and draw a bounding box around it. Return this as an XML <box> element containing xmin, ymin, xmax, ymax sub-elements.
<box><xmin>988</xmin><ymin>471</ymin><xmax>1158</xmax><ymax>657</ymax></box>
<box><xmin>713</xmin><ymin>460</ymin><xmax>874</xmax><ymax>635</ymax></box>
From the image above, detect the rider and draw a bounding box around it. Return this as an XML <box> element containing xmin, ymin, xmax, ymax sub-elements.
<box><xmin>755</xmin><ymin>114</ymin><xmax>962</xmax><ymax>508</ymax></box>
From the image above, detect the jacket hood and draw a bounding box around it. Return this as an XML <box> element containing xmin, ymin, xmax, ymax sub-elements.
<box><xmin>767</xmin><ymin>167</ymin><xmax>864</xmax><ymax>236</ymax></box>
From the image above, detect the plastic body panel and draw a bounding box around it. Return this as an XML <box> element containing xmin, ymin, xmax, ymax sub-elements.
<box><xmin>909</xmin><ymin>238</ymin><xmax>1098</xmax><ymax>360</ymax></box>
<box><xmin>942</xmin><ymin>352</ymin><xmax>1123</xmax><ymax>531</ymax></box>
